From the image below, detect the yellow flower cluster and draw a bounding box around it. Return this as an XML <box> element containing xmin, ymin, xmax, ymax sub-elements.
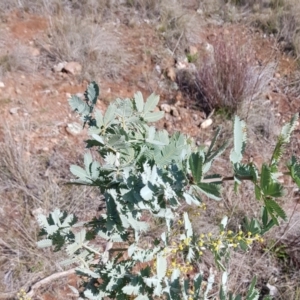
<box><xmin>195</xmin><ymin>230</ymin><xmax>264</xmax><ymax>255</ymax></box>
<box><xmin>17</xmin><ymin>289</ymin><xmax>31</xmax><ymax>300</ymax></box>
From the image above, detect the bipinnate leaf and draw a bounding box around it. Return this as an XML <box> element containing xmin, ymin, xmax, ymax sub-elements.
<box><xmin>230</xmin><ymin>116</ymin><xmax>246</xmax><ymax>164</ymax></box>
<box><xmin>66</xmin><ymin>229</ymin><xmax>87</xmax><ymax>256</ymax></box>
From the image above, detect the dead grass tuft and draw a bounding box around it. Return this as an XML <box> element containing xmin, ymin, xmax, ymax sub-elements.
<box><xmin>41</xmin><ymin>16</ymin><xmax>131</xmax><ymax>81</ymax></box>
<box><xmin>0</xmin><ymin>122</ymin><xmax>98</xmax><ymax>297</ymax></box>
<box><xmin>0</xmin><ymin>38</ymin><xmax>38</xmax><ymax>78</ymax></box>
<box><xmin>177</xmin><ymin>37</ymin><xmax>274</xmax><ymax>115</ymax></box>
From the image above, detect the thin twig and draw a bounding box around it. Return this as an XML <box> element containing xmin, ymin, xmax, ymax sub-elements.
<box><xmin>26</xmin><ymin>268</ymin><xmax>76</xmax><ymax>298</ymax></box>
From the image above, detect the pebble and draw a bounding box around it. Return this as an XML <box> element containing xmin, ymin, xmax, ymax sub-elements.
<box><xmin>66</xmin><ymin>122</ymin><xmax>82</xmax><ymax>135</ymax></box>
<box><xmin>10</xmin><ymin>107</ymin><xmax>20</xmax><ymax>114</ymax></box>
<box><xmin>63</xmin><ymin>61</ymin><xmax>82</xmax><ymax>75</ymax></box>
<box><xmin>160</xmin><ymin>103</ymin><xmax>171</xmax><ymax>113</ymax></box>
<box><xmin>0</xmin><ymin>82</ymin><xmax>5</xmax><ymax>88</ymax></box>
<box><xmin>200</xmin><ymin>118</ymin><xmax>213</xmax><ymax>129</ymax></box>
<box><xmin>171</xmin><ymin>107</ymin><xmax>179</xmax><ymax>117</ymax></box>
<box><xmin>15</xmin><ymin>88</ymin><xmax>22</xmax><ymax>95</ymax></box>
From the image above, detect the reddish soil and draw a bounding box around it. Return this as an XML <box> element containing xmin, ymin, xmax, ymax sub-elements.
<box><xmin>1</xmin><ymin>8</ymin><xmax>300</xmax><ymax>300</ymax></box>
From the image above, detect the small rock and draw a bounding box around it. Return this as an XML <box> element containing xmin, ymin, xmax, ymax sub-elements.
<box><xmin>204</xmin><ymin>140</ymin><xmax>211</xmax><ymax>147</ymax></box>
<box><xmin>223</xmin><ymin>29</ymin><xmax>230</xmax><ymax>35</ymax></box>
<box><xmin>266</xmin><ymin>283</ymin><xmax>278</xmax><ymax>297</ymax></box>
<box><xmin>160</xmin><ymin>103</ymin><xmax>171</xmax><ymax>113</ymax></box>
<box><xmin>10</xmin><ymin>107</ymin><xmax>20</xmax><ymax>114</ymax></box>
<box><xmin>171</xmin><ymin>107</ymin><xmax>179</xmax><ymax>117</ymax></box>
<box><xmin>63</xmin><ymin>61</ymin><xmax>82</xmax><ymax>75</ymax></box>
<box><xmin>266</xmin><ymin>93</ymin><xmax>272</xmax><ymax>100</ymax></box>
<box><xmin>53</xmin><ymin>62</ymin><xmax>67</xmax><ymax>72</ymax></box>
<box><xmin>0</xmin><ymin>82</ymin><xmax>5</xmax><ymax>88</ymax></box>
<box><xmin>192</xmin><ymin>113</ymin><xmax>198</xmax><ymax>121</ymax></box>
<box><xmin>196</xmin><ymin>8</ymin><xmax>203</xmax><ymax>15</ymax></box>
<box><xmin>155</xmin><ymin>65</ymin><xmax>161</xmax><ymax>74</ymax></box>
<box><xmin>15</xmin><ymin>87</ymin><xmax>22</xmax><ymax>95</ymax></box>
<box><xmin>200</xmin><ymin>118</ymin><xmax>213</xmax><ymax>129</ymax></box>
<box><xmin>66</xmin><ymin>122</ymin><xmax>82</xmax><ymax>135</ymax></box>
<box><xmin>165</xmin><ymin>114</ymin><xmax>172</xmax><ymax>121</ymax></box>
<box><xmin>274</xmin><ymin>72</ymin><xmax>281</xmax><ymax>78</ymax></box>
<box><xmin>176</xmin><ymin>61</ymin><xmax>188</xmax><ymax>70</ymax></box>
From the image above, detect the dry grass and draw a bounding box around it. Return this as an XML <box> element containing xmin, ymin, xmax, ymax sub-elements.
<box><xmin>176</xmin><ymin>37</ymin><xmax>274</xmax><ymax>115</ymax></box>
<box><xmin>0</xmin><ymin>36</ymin><xmax>39</xmax><ymax>78</ymax></box>
<box><xmin>40</xmin><ymin>16</ymin><xmax>131</xmax><ymax>81</ymax></box>
<box><xmin>0</xmin><ymin>122</ymin><xmax>98</xmax><ymax>297</ymax></box>
<box><xmin>230</xmin><ymin>0</ymin><xmax>300</xmax><ymax>59</ymax></box>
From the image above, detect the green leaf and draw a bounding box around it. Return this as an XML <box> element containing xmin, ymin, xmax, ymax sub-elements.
<box><xmin>134</xmin><ymin>91</ymin><xmax>144</xmax><ymax>112</ymax></box>
<box><xmin>281</xmin><ymin>113</ymin><xmax>299</xmax><ymax>143</ymax></box>
<box><xmin>260</xmin><ymin>164</ymin><xmax>271</xmax><ymax>192</ymax></box>
<box><xmin>104</xmin><ymin>104</ymin><xmax>116</xmax><ymax>126</ymax></box>
<box><xmin>94</xmin><ymin>109</ymin><xmax>104</xmax><ymax>128</ymax></box>
<box><xmin>195</xmin><ymin>182</ymin><xmax>221</xmax><ymax>201</ymax></box>
<box><xmin>183</xmin><ymin>212</ymin><xmax>193</xmax><ymax>238</ymax></box>
<box><xmin>287</xmin><ymin>156</ymin><xmax>300</xmax><ymax>188</ymax></box>
<box><xmin>70</xmin><ymin>165</ymin><xmax>89</xmax><ymax>181</ymax></box>
<box><xmin>183</xmin><ymin>192</ymin><xmax>200</xmax><ymax>205</ymax></box>
<box><xmin>230</xmin><ymin>115</ymin><xmax>246</xmax><ymax>164</ymax></box>
<box><xmin>144</xmin><ymin>93</ymin><xmax>159</xmax><ymax>113</ymax></box>
<box><xmin>85</xmin><ymin>81</ymin><xmax>99</xmax><ymax>106</ymax></box>
<box><xmin>189</xmin><ymin>152</ymin><xmax>204</xmax><ymax>183</ymax></box>
<box><xmin>84</xmin><ymin>152</ymin><xmax>93</xmax><ymax>175</ymax></box>
<box><xmin>245</xmin><ymin>276</ymin><xmax>259</xmax><ymax>300</ymax></box>
<box><xmin>193</xmin><ymin>273</ymin><xmax>203</xmax><ymax>300</ymax></box>
<box><xmin>264</xmin><ymin>198</ymin><xmax>287</xmax><ymax>221</ymax></box>
<box><xmin>157</xmin><ymin>254</ymin><xmax>167</xmax><ymax>279</ymax></box>
<box><xmin>144</xmin><ymin>111</ymin><xmax>164</xmax><ymax>122</ymax></box>
<box><xmin>122</xmin><ymin>284</ymin><xmax>141</xmax><ymax>296</ymax></box>
<box><xmin>37</xmin><ymin>239</ymin><xmax>53</xmax><ymax>248</ymax></box>
<box><xmin>91</xmin><ymin>134</ymin><xmax>105</xmax><ymax>145</ymax></box>
<box><xmin>255</xmin><ymin>185</ymin><xmax>261</xmax><ymax>200</ymax></box>
<box><xmin>69</xmin><ymin>95</ymin><xmax>90</xmax><ymax>115</ymax></box>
